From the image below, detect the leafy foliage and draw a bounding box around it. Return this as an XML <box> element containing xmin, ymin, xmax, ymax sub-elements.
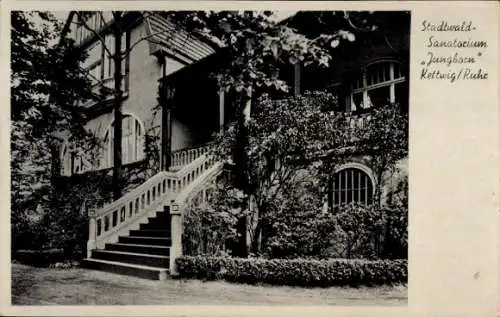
<box><xmin>213</xmin><ymin>91</ymin><xmax>343</xmax><ymax>201</ymax></box>
<box><xmin>182</xmin><ymin>178</ymin><xmax>286</xmax><ymax>258</ymax></box>
<box><xmin>210</xmin><ymin>92</ymin><xmax>343</xmax><ymax>254</ymax></box>
<box><xmin>167</xmin><ymin>11</ymin><xmax>338</xmax><ymax>94</ymax></box>
<box><xmin>259</xmin><ymin>175</ymin><xmax>332</xmax><ymax>258</ymax></box>
<box><xmin>208</xmin><ymin>90</ymin><xmax>408</xmax><ymax>257</ymax></box>
<box><xmin>325</xmin><ymin>203</ymin><xmax>387</xmax><ymax>259</ymax></box>
<box><xmin>382</xmin><ymin>178</ymin><xmax>408</xmax><ymax>258</ymax></box>
<box><xmin>11</xmin><ymin>11</ymin><xmax>95</xmax><ymax>252</ymax></box>
<box><xmin>356</xmin><ymin>104</ymin><xmax>409</xmax><ymax>204</ymax></box>
<box><xmin>182</xmin><ymin>186</ymin><xmax>247</xmax><ymax>256</ymax></box>
<box><xmin>176</xmin><ymin>255</ymin><xmax>407</xmax><ymax>286</ymax></box>
<box><xmin>261</xmin><ymin>196</ymin><xmax>407</xmax><ymax>260</ymax></box>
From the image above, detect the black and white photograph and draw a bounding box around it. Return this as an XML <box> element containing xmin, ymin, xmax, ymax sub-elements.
<box><xmin>11</xmin><ymin>9</ymin><xmax>410</xmax><ymax>306</ymax></box>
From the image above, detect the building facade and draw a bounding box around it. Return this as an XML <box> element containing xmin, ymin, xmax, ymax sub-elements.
<box><xmin>60</xmin><ymin>12</ymin><xmax>222</xmax><ymax>177</ymax></box>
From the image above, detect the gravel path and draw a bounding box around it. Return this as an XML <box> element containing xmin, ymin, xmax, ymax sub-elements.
<box><xmin>11</xmin><ymin>263</ymin><xmax>407</xmax><ymax>306</ymax></box>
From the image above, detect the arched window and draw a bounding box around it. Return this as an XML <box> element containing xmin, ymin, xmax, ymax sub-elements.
<box><xmin>331</xmin><ymin>167</ymin><xmax>374</xmax><ymax>208</ymax></box>
<box><xmin>102</xmin><ymin>114</ymin><xmax>145</xmax><ymax>168</ymax></box>
<box><xmin>349</xmin><ymin>60</ymin><xmax>407</xmax><ymax>112</ymax></box>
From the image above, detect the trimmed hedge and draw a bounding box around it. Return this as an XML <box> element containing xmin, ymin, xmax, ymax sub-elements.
<box><xmin>176</xmin><ymin>256</ymin><xmax>407</xmax><ymax>287</ymax></box>
<box><xmin>12</xmin><ymin>249</ymin><xmax>65</xmax><ymax>267</ymax></box>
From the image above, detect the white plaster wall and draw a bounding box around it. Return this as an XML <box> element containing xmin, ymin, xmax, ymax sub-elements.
<box><xmin>83</xmin><ymin>21</ymin><xmax>189</xmax><ymax>149</ymax></box>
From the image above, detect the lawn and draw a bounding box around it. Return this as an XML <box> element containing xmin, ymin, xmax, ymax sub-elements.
<box><xmin>11</xmin><ymin>263</ymin><xmax>407</xmax><ymax>305</ymax></box>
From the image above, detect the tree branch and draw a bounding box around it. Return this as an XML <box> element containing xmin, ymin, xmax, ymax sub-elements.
<box><xmin>73</xmin><ymin>13</ymin><xmax>113</xmax><ymax>57</ymax></box>
<box><xmin>124</xmin><ymin>28</ymin><xmax>176</xmax><ymax>56</ymax></box>
<box><xmin>383</xmin><ymin>33</ymin><xmax>397</xmax><ymax>52</ymax></box>
<box><xmin>343</xmin><ymin>11</ymin><xmax>370</xmax><ymax>33</ymax></box>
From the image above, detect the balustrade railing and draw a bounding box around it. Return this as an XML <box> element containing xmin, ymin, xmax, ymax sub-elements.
<box><xmin>170</xmin><ymin>142</ymin><xmax>216</xmax><ymax>169</ymax></box>
<box><xmin>87</xmin><ymin>148</ymin><xmax>219</xmax><ymax>256</ymax></box>
<box><xmin>347</xmin><ymin>113</ymin><xmax>371</xmax><ymax>129</ymax></box>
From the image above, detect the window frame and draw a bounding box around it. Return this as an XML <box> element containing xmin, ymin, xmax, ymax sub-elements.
<box><xmin>87</xmin><ymin>60</ymin><xmax>103</xmax><ymax>85</ymax></box>
<box><xmin>348</xmin><ymin>60</ymin><xmax>407</xmax><ymax>113</ymax></box>
<box><xmin>82</xmin><ymin>28</ymin><xmax>132</xmax><ymax>94</ymax></box>
<box><xmin>101</xmin><ymin>113</ymin><xmax>145</xmax><ymax>169</ymax></box>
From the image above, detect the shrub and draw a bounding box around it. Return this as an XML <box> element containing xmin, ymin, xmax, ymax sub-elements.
<box><xmin>11</xmin><ymin>160</ymin><xmax>158</xmax><ymax>262</ymax></box>
<box><xmin>12</xmin><ymin>249</ymin><xmax>65</xmax><ymax>267</ymax></box>
<box><xmin>263</xmin><ymin>199</ymin><xmax>400</xmax><ymax>260</ymax></box>
<box><xmin>176</xmin><ymin>256</ymin><xmax>407</xmax><ymax>287</ymax></box>
<box><xmin>324</xmin><ymin>203</ymin><xmax>387</xmax><ymax>259</ymax></box>
<box><xmin>383</xmin><ymin>179</ymin><xmax>408</xmax><ymax>259</ymax></box>
<box><xmin>262</xmin><ymin>186</ymin><xmax>335</xmax><ymax>259</ymax></box>
<box><xmin>182</xmin><ymin>185</ymin><xmax>247</xmax><ymax>256</ymax></box>
<box><xmin>11</xmin><ymin>212</ymin><xmax>49</xmax><ymax>251</ymax></box>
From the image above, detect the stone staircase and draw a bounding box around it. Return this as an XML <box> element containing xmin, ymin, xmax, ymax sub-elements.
<box><xmin>82</xmin><ymin>143</ymin><xmax>222</xmax><ymax>280</ymax></box>
<box><xmin>82</xmin><ymin>207</ymin><xmax>172</xmax><ymax>280</ymax></box>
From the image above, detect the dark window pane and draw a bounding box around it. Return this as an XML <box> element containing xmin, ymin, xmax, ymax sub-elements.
<box><xmin>395</xmin><ymin>81</ymin><xmax>409</xmax><ymax>113</ymax></box>
<box><xmin>353</xmin><ymin>188</ymin><xmax>359</xmax><ymax>202</ymax></box>
<box><xmin>347</xmin><ymin>170</ymin><xmax>353</xmax><ymax>189</ymax></box>
<box><xmin>368</xmin><ymin>86</ymin><xmax>391</xmax><ymax>107</ymax></box>
<box><xmin>360</xmin><ymin>187</ymin><xmax>366</xmax><ymax>203</ymax></box>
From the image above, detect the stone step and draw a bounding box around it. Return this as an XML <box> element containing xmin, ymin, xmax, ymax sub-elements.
<box><xmin>140</xmin><ymin>222</ymin><xmax>170</xmax><ymax>230</ymax></box>
<box><xmin>155</xmin><ymin>210</ymin><xmax>171</xmax><ymax>218</ymax></box>
<box><xmin>129</xmin><ymin>229</ymin><xmax>170</xmax><ymax>238</ymax></box>
<box><xmin>119</xmin><ymin>235</ymin><xmax>172</xmax><ymax>246</ymax></box>
<box><xmin>92</xmin><ymin>249</ymin><xmax>169</xmax><ymax>267</ymax></box>
<box><xmin>82</xmin><ymin>258</ymin><xmax>168</xmax><ymax>280</ymax></box>
<box><xmin>147</xmin><ymin>215</ymin><xmax>171</xmax><ymax>224</ymax></box>
<box><xmin>105</xmin><ymin>243</ymin><xmax>170</xmax><ymax>256</ymax></box>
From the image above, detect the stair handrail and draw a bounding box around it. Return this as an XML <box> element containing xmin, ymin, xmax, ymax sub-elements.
<box><xmin>174</xmin><ymin>161</ymin><xmax>223</xmax><ymax>208</ymax></box>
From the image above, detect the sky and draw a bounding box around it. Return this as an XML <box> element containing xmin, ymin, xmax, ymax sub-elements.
<box><xmin>53</xmin><ymin>12</ymin><xmax>70</xmax><ymax>22</ymax></box>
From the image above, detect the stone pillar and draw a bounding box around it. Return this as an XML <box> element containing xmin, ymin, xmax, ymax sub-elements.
<box><xmin>87</xmin><ymin>209</ymin><xmax>97</xmax><ymax>258</ymax></box>
<box><xmin>160</xmin><ymin>79</ymin><xmax>175</xmax><ymax>171</ymax></box>
<box><xmin>169</xmin><ymin>200</ymin><xmax>183</xmax><ymax>276</ymax></box>
<box><xmin>389</xmin><ymin>63</ymin><xmax>396</xmax><ymax>103</ymax></box>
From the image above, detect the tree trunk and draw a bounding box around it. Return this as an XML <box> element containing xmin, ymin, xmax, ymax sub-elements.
<box><xmin>250</xmin><ymin>211</ymin><xmax>262</xmax><ymax>254</ymax></box>
<box><xmin>49</xmin><ymin>140</ymin><xmax>60</xmax><ymax>188</ymax></box>
<box><xmin>234</xmin><ymin>216</ymin><xmax>248</xmax><ymax>257</ymax></box>
<box><xmin>376</xmin><ymin>171</ymin><xmax>384</xmax><ymax>208</ymax></box>
<box><xmin>112</xmin><ymin>12</ymin><xmax>124</xmax><ymax>200</ymax></box>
